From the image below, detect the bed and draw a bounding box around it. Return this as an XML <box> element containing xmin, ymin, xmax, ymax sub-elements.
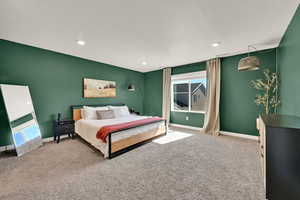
<box><xmin>71</xmin><ymin>104</ymin><xmax>166</xmax><ymax>158</ymax></box>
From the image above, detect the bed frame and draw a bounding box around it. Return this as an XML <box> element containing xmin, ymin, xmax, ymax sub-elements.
<box><xmin>71</xmin><ymin>104</ymin><xmax>167</xmax><ymax>159</ymax></box>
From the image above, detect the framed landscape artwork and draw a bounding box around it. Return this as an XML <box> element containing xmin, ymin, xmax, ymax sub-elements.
<box><xmin>83</xmin><ymin>78</ymin><xmax>116</xmax><ymax>98</ymax></box>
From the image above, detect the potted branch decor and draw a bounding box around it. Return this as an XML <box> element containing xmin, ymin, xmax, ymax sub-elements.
<box><xmin>251</xmin><ymin>69</ymin><xmax>280</xmax><ymax>115</ymax></box>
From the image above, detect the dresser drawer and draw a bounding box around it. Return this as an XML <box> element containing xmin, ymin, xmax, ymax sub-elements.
<box><xmin>53</xmin><ymin>120</ymin><xmax>74</xmax><ymax>134</ymax></box>
<box><xmin>54</xmin><ymin>124</ymin><xmax>74</xmax><ymax>132</ymax></box>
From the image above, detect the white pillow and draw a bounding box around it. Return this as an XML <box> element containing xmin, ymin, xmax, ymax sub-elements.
<box><xmin>81</xmin><ymin>106</ymin><xmax>109</xmax><ymax>120</ymax></box>
<box><xmin>83</xmin><ymin>106</ymin><xmax>108</xmax><ymax>110</ymax></box>
<box><xmin>108</xmin><ymin>106</ymin><xmax>130</xmax><ymax>118</ymax></box>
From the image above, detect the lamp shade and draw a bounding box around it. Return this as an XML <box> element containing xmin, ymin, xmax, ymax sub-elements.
<box><xmin>128</xmin><ymin>84</ymin><xmax>135</xmax><ymax>91</ymax></box>
<box><xmin>238</xmin><ymin>56</ymin><xmax>260</xmax><ymax>71</ymax></box>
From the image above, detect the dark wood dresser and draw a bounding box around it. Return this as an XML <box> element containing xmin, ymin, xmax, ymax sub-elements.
<box><xmin>258</xmin><ymin>114</ymin><xmax>300</xmax><ymax>200</ymax></box>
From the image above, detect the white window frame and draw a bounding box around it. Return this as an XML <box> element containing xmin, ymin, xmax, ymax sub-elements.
<box><xmin>171</xmin><ymin>71</ymin><xmax>207</xmax><ymax>114</ymax></box>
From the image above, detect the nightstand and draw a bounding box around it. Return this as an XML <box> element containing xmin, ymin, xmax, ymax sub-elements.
<box><xmin>129</xmin><ymin>108</ymin><xmax>140</xmax><ymax>115</ymax></box>
<box><xmin>53</xmin><ymin>119</ymin><xmax>75</xmax><ymax>143</ymax></box>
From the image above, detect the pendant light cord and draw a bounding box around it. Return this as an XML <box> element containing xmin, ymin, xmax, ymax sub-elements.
<box><xmin>275</xmin><ymin>48</ymin><xmax>279</xmax><ymax>113</ymax></box>
<box><xmin>248</xmin><ymin>45</ymin><xmax>257</xmax><ymax>56</ymax></box>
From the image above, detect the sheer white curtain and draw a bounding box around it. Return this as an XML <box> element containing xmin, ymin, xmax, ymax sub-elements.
<box><xmin>162</xmin><ymin>68</ymin><xmax>172</xmax><ymax>125</ymax></box>
<box><xmin>202</xmin><ymin>58</ymin><xmax>221</xmax><ymax>136</ymax></box>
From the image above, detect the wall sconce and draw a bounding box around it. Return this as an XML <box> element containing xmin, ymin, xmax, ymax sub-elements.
<box><xmin>128</xmin><ymin>84</ymin><xmax>135</xmax><ymax>91</ymax></box>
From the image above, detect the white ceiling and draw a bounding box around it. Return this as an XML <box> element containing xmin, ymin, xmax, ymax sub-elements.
<box><xmin>0</xmin><ymin>0</ymin><xmax>299</xmax><ymax>72</ymax></box>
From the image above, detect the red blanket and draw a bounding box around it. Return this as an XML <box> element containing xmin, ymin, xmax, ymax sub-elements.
<box><xmin>96</xmin><ymin>117</ymin><xmax>164</xmax><ymax>143</ymax></box>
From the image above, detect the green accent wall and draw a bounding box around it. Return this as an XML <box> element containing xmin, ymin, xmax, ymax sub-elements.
<box><xmin>172</xmin><ymin>62</ymin><xmax>206</xmax><ymax>75</ymax></box>
<box><xmin>144</xmin><ymin>50</ymin><xmax>276</xmax><ymax>135</ymax></box>
<box><xmin>143</xmin><ymin>62</ymin><xmax>207</xmax><ymax>128</ymax></box>
<box><xmin>0</xmin><ymin>39</ymin><xmax>144</xmax><ymax>146</ymax></box>
<box><xmin>221</xmin><ymin>50</ymin><xmax>276</xmax><ymax>135</ymax></box>
<box><xmin>143</xmin><ymin>70</ymin><xmax>163</xmax><ymax>116</ymax></box>
<box><xmin>170</xmin><ymin>112</ymin><xmax>204</xmax><ymax>128</ymax></box>
<box><xmin>278</xmin><ymin>5</ymin><xmax>300</xmax><ymax>116</ymax></box>
<box><xmin>170</xmin><ymin>62</ymin><xmax>206</xmax><ymax>127</ymax></box>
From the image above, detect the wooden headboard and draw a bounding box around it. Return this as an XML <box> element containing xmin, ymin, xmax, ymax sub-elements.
<box><xmin>73</xmin><ymin>108</ymin><xmax>82</xmax><ymax>121</ymax></box>
<box><xmin>71</xmin><ymin>103</ymin><xmax>125</xmax><ymax>121</ymax></box>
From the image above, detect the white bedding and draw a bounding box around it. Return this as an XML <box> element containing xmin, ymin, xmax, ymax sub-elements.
<box><xmin>75</xmin><ymin>114</ymin><xmax>164</xmax><ymax>158</ymax></box>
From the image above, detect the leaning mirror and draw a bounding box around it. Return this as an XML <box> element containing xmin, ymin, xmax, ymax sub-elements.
<box><xmin>0</xmin><ymin>84</ymin><xmax>42</xmax><ymax>156</ymax></box>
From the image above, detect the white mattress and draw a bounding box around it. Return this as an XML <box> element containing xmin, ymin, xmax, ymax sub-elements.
<box><xmin>75</xmin><ymin>115</ymin><xmax>164</xmax><ymax>158</ymax></box>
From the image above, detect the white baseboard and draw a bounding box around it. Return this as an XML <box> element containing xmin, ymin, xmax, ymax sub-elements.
<box><xmin>0</xmin><ymin>144</ymin><xmax>14</xmax><ymax>152</ymax></box>
<box><xmin>219</xmin><ymin>131</ymin><xmax>259</xmax><ymax>141</ymax></box>
<box><xmin>169</xmin><ymin>123</ymin><xmax>202</xmax><ymax>131</ymax></box>
<box><xmin>169</xmin><ymin>123</ymin><xmax>258</xmax><ymax>141</ymax></box>
<box><xmin>0</xmin><ymin>135</ymin><xmax>70</xmax><ymax>152</ymax></box>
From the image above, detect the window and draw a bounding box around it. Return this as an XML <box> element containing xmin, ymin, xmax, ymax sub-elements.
<box><xmin>171</xmin><ymin>71</ymin><xmax>207</xmax><ymax>113</ymax></box>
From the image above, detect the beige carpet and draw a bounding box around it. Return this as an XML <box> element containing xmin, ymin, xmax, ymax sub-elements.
<box><xmin>0</xmin><ymin>128</ymin><xmax>264</xmax><ymax>200</ymax></box>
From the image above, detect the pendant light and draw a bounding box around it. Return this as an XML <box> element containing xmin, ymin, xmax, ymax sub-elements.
<box><xmin>238</xmin><ymin>45</ymin><xmax>260</xmax><ymax>71</ymax></box>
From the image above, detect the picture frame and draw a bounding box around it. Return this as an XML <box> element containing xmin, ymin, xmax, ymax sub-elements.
<box><xmin>83</xmin><ymin>78</ymin><xmax>116</xmax><ymax>98</ymax></box>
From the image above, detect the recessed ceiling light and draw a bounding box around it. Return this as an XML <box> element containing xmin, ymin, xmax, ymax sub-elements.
<box><xmin>142</xmin><ymin>61</ymin><xmax>147</xmax><ymax>65</ymax></box>
<box><xmin>212</xmin><ymin>42</ymin><xmax>220</xmax><ymax>47</ymax></box>
<box><xmin>77</xmin><ymin>40</ymin><xmax>86</xmax><ymax>46</ymax></box>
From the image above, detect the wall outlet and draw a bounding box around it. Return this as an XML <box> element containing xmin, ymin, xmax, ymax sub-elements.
<box><xmin>186</xmin><ymin>116</ymin><xmax>189</xmax><ymax>120</ymax></box>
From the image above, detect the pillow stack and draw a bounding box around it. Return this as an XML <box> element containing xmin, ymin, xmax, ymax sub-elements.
<box><xmin>81</xmin><ymin>106</ymin><xmax>109</xmax><ymax>120</ymax></box>
<box><xmin>81</xmin><ymin>105</ymin><xmax>131</xmax><ymax>120</ymax></box>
